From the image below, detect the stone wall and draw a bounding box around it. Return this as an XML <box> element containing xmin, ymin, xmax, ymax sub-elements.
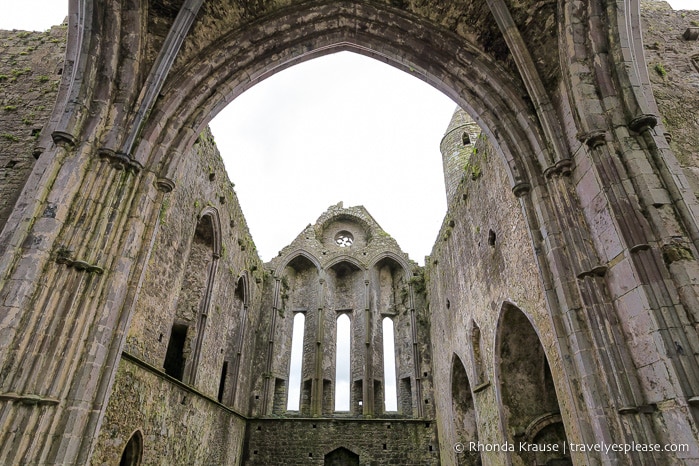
<box><xmin>1</xmin><ymin>2</ymin><xmax>699</xmax><ymax>464</ymax></box>
<box><xmin>428</xmin><ymin>134</ymin><xmax>567</xmax><ymax>465</ymax></box>
<box><xmin>93</xmin><ymin>128</ymin><xmax>265</xmax><ymax>463</ymax></box>
<box><xmin>641</xmin><ymin>1</ymin><xmax>699</xmax><ymax>169</ymax></box>
<box><xmin>245</xmin><ymin>418</ymin><xmax>438</xmax><ymax>465</ymax></box>
<box><xmin>0</xmin><ymin>24</ymin><xmax>66</xmax><ymax>231</ymax></box>
<box><xmin>90</xmin><ymin>356</ymin><xmax>247</xmax><ymax>466</ymax></box>
<box><xmin>122</xmin><ymin>127</ymin><xmax>264</xmax><ymax>408</ymax></box>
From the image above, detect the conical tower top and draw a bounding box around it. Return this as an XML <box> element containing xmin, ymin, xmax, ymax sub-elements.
<box><xmin>439</xmin><ymin>107</ymin><xmax>481</xmax><ymax>204</ymax></box>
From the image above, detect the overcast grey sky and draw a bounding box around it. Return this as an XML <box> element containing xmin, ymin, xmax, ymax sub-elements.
<box><xmin>2</xmin><ymin>0</ymin><xmax>695</xmax><ymax>265</ymax></box>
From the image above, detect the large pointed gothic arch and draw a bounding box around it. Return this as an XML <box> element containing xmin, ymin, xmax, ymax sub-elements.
<box><xmin>0</xmin><ymin>0</ymin><xmax>698</xmax><ymax>464</ymax></box>
<box><xmin>146</xmin><ymin>4</ymin><xmax>542</xmax><ymax>191</ymax></box>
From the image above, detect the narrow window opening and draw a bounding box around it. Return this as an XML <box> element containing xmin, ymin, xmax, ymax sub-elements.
<box><xmin>335</xmin><ymin>314</ymin><xmax>351</xmax><ymax>411</ymax></box>
<box><xmin>462</xmin><ymin>132</ymin><xmax>471</xmax><ymax>145</ymax></box>
<box><xmin>119</xmin><ymin>430</ymin><xmax>143</xmax><ymax>466</ymax></box>
<box><xmin>488</xmin><ymin>229</ymin><xmax>496</xmax><ymax>246</ymax></box>
<box><xmin>164</xmin><ymin>323</ymin><xmax>188</xmax><ymax>380</ymax></box>
<box><xmin>352</xmin><ymin>381</ymin><xmax>363</xmax><ymax>414</ymax></box>
<box><xmin>217</xmin><ymin>361</ymin><xmax>228</xmax><ymax>402</ymax></box>
<box><xmin>382</xmin><ymin>317</ymin><xmax>398</xmax><ymax>412</ymax></box>
<box><xmin>287</xmin><ymin>312</ymin><xmax>305</xmax><ymax>411</ymax></box>
<box><xmin>273</xmin><ymin>378</ymin><xmax>287</xmax><ymax>414</ymax></box>
<box><xmin>400</xmin><ymin>377</ymin><xmax>413</xmax><ymax>416</ymax></box>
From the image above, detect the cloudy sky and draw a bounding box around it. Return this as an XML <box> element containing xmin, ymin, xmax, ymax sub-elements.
<box><xmin>1</xmin><ymin>0</ymin><xmax>694</xmax><ymax>266</ymax></box>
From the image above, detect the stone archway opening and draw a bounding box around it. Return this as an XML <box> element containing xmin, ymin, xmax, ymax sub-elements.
<box><xmin>119</xmin><ymin>430</ymin><xmax>143</xmax><ymax>466</ymax></box>
<box><xmin>451</xmin><ymin>354</ymin><xmax>481</xmax><ymax>466</ymax></box>
<box><xmin>0</xmin><ymin>0</ymin><xmax>637</xmax><ymax>463</ymax></box>
<box><xmin>324</xmin><ymin>447</ymin><xmax>360</xmax><ymax>466</ymax></box>
<box><xmin>496</xmin><ymin>304</ymin><xmax>571</xmax><ymax>466</ymax></box>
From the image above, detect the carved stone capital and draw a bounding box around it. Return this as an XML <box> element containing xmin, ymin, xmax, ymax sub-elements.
<box><xmin>578</xmin><ymin>130</ymin><xmax>607</xmax><ymax>149</ymax></box>
<box><xmin>99</xmin><ymin>148</ymin><xmax>142</xmax><ymax>173</ymax></box>
<box><xmin>576</xmin><ymin>265</ymin><xmax>608</xmax><ymax>279</ymax></box>
<box><xmin>51</xmin><ymin>130</ymin><xmax>77</xmax><ymax>148</ymax></box>
<box><xmin>629</xmin><ymin>114</ymin><xmax>658</xmax><ymax>133</ymax></box>
<box><xmin>512</xmin><ymin>182</ymin><xmax>531</xmax><ymax>198</ymax></box>
<box><xmin>544</xmin><ymin>159</ymin><xmax>574</xmax><ymax>178</ymax></box>
<box><xmin>54</xmin><ymin>249</ymin><xmax>104</xmax><ymax>274</ymax></box>
<box><xmin>156</xmin><ymin>177</ymin><xmax>176</xmax><ymax>193</ymax></box>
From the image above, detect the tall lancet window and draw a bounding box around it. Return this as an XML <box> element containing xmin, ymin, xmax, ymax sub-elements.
<box><xmin>383</xmin><ymin>317</ymin><xmax>398</xmax><ymax>412</ymax></box>
<box><xmin>287</xmin><ymin>312</ymin><xmax>305</xmax><ymax>411</ymax></box>
<box><xmin>335</xmin><ymin>313</ymin><xmax>351</xmax><ymax>411</ymax></box>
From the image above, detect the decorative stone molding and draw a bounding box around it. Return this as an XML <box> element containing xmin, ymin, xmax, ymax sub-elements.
<box><xmin>156</xmin><ymin>177</ymin><xmax>176</xmax><ymax>192</ymax></box>
<box><xmin>55</xmin><ymin>248</ymin><xmax>104</xmax><ymax>274</ymax></box>
<box><xmin>51</xmin><ymin>130</ymin><xmax>77</xmax><ymax>148</ymax></box>
<box><xmin>98</xmin><ymin>148</ymin><xmax>142</xmax><ymax>172</ymax></box>
<box><xmin>544</xmin><ymin>159</ymin><xmax>574</xmax><ymax>178</ymax></box>
<box><xmin>629</xmin><ymin>114</ymin><xmax>658</xmax><ymax>133</ymax></box>
<box><xmin>524</xmin><ymin>412</ymin><xmax>563</xmax><ymax>443</ymax></box>
<box><xmin>512</xmin><ymin>182</ymin><xmax>531</xmax><ymax>197</ymax></box>
<box><xmin>618</xmin><ymin>406</ymin><xmax>639</xmax><ymax>415</ymax></box>
<box><xmin>576</xmin><ymin>265</ymin><xmax>609</xmax><ymax>279</ymax></box>
<box><xmin>578</xmin><ymin>130</ymin><xmax>607</xmax><ymax>149</ymax></box>
<box><xmin>629</xmin><ymin>243</ymin><xmax>652</xmax><ymax>253</ymax></box>
<box><xmin>0</xmin><ymin>392</ymin><xmax>60</xmax><ymax>406</ymax></box>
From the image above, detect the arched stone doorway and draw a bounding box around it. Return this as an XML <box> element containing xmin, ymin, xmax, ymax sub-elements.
<box><xmin>496</xmin><ymin>304</ymin><xmax>570</xmax><ymax>466</ymax></box>
<box><xmin>324</xmin><ymin>447</ymin><xmax>360</xmax><ymax>466</ymax></box>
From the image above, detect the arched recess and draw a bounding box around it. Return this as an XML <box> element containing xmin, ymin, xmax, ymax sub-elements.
<box><xmin>451</xmin><ymin>354</ymin><xmax>481</xmax><ymax>466</ymax></box>
<box><xmin>496</xmin><ymin>304</ymin><xmax>570</xmax><ymax>466</ymax></box>
<box><xmin>286</xmin><ymin>312</ymin><xmax>306</xmax><ymax>412</ymax></box>
<box><xmin>271</xmin><ymin>253</ymin><xmax>320</xmax><ymax>416</ymax></box>
<box><xmin>220</xmin><ymin>273</ymin><xmax>249</xmax><ymax>406</ymax></box>
<box><xmin>324</xmin><ymin>446</ymin><xmax>359</xmax><ymax>466</ymax></box>
<box><xmin>164</xmin><ymin>207</ymin><xmax>221</xmax><ymax>384</ymax></box>
<box><xmin>327</xmin><ymin>260</ymin><xmax>364</xmax><ymax>415</ymax></box>
<box><xmin>119</xmin><ymin>430</ymin><xmax>143</xmax><ymax>466</ymax></box>
<box><xmin>373</xmin><ymin>255</ymin><xmax>413</xmax><ymax>417</ymax></box>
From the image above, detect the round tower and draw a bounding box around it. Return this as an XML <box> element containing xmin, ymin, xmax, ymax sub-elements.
<box><xmin>439</xmin><ymin>107</ymin><xmax>481</xmax><ymax>203</ymax></box>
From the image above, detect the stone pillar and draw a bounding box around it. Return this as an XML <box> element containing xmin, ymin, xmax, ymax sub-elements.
<box><xmin>408</xmin><ymin>281</ymin><xmax>423</xmax><ymax>418</ymax></box>
<box><xmin>263</xmin><ymin>277</ymin><xmax>281</xmax><ymax>414</ymax></box>
<box><xmin>0</xmin><ymin>134</ymin><xmax>167</xmax><ymax>464</ymax></box>
<box><xmin>311</xmin><ymin>278</ymin><xmax>325</xmax><ymax>416</ymax></box>
<box><xmin>363</xmin><ymin>278</ymin><xmax>373</xmax><ymax>417</ymax></box>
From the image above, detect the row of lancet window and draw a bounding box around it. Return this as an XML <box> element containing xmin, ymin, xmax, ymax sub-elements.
<box><xmin>161</xmin><ymin>209</ymin><xmax>246</xmax><ymax>406</ymax></box>
<box><xmin>286</xmin><ymin>313</ymin><xmax>398</xmax><ymax>413</ymax></box>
